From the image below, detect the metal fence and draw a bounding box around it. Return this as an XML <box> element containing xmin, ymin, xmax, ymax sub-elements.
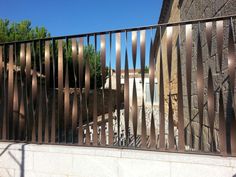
<box><xmin>0</xmin><ymin>15</ymin><xmax>236</xmax><ymax>156</ymax></box>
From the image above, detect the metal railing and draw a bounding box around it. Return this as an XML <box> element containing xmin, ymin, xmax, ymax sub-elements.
<box><xmin>0</xmin><ymin>15</ymin><xmax>236</xmax><ymax>156</ymax></box>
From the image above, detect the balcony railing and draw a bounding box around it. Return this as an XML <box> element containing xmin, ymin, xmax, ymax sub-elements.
<box><xmin>0</xmin><ymin>15</ymin><xmax>236</xmax><ymax>156</ymax></box>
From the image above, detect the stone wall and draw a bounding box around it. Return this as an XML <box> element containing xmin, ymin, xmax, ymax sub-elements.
<box><xmin>0</xmin><ymin>142</ymin><xmax>235</xmax><ymax>177</ymax></box>
<box><xmin>156</xmin><ymin>0</ymin><xmax>180</xmax><ymax>126</ymax></box>
<box><xmin>179</xmin><ymin>0</ymin><xmax>236</xmax><ymax>151</ymax></box>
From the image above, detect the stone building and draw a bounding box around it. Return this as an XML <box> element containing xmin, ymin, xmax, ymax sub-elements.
<box><xmin>156</xmin><ymin>0</ymin><xmax>236</xmax><ymax>151</ymax></box>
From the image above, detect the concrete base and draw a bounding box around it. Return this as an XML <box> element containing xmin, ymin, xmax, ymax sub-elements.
<box><xmin>0</xmin><ymin>142</ymin><xmax>235</xmax><ymax>177</ymax></box>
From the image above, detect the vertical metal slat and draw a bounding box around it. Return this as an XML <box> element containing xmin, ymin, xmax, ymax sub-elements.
<box><xmin>216</xmin><ymin>21</ymin><xmax>223</xmax><ymax>72</ymax></box>
<box><xmin>197</xmin><ymin>24</ymin><xmax>204</xmax><ymax>151</ymax></box>
<box><xmin>186</xmin><ymin>24</ymin><xmax>193</xmax><ymax>148</ymax></box>
<box><xmin>140</xmin><ymin>30</ymin><xmax>146</xmax><ymax>148</ymax></box>
<box><xmin>177</xmin><ymin>34</ymin><xmax>185</xmax><ymax>151</ymax></box>
<box><xmin>116</xmin><ymin>33</ymin><xmax>121</xmax><ymax>145</ymax></box>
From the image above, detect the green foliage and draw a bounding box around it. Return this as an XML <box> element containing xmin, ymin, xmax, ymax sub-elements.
<box><xmin>66</xmin><ymin>45</ymin><xmax>108</xmax><ymax>89</ymax></box>
<box><xmin>0</xmin><ymin>19</ymin><xmax>50</xmax><ymax>42</ymax></box>
<box><xmin>0</xmin><ymin>19</ymin><xmax>107</xmax><ymax>89</ymax></box>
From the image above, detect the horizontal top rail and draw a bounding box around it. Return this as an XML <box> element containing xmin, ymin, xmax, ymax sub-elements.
<box><xmin>0</xmin><ymin>14</ymin><xmax>236</xmax><ymax>45</ymax></box>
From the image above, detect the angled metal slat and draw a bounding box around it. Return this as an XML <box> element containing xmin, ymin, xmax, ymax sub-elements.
<box><xmin>197</xmin><ymin>24</ymin><xmax>204</xmax><ymax>151</ymax></box>
<box><xmin>2</xmin><ymin>45</ymin><xmax>7</xmax><ymax>140</ymax></box>
<box><xmin>100</xmin><ymin>34</ymin><xmax>106</xmax><ymax>146</ymax></box>
<box><xmin>71</xmin><ymin>38</ymin><xmax>78</xmax><ymax>143</ymax></box>
<box><xmin>19</xmin><ymin>43</ymin><xmax>26</xmax><ymax>141</ymax></box>
<box><xmin>159</xmin><ymin>27</ymin><xmax>165</xmax><ymax>150</ymax></box>
<box><xmin>0</xmin><ymin>46</ymin><xmax>3</xmax><ymax>139</ymax></box>
<box><xmin>132</xmin><ymin>78</ymin><xmax>138</xmax><ymax>147</ymax></box>
<box><xmin>78</xmin><ymin>37</ymin><xmax>84</xmax><ymax>145</ymax></box>
<box><xmin>149</xmin><ymin>37</ymin><xmax>156</xmax><ymax>149</ymax></box>
<box><xmin>85</xmin><ymin>36</ymin><xmax>90</xmax><ymax>146</ymax></box>
<box><xmin>26</xmin><ymin>43</ymin><xmax>31</xmax><ymax>141</ymax></box>
<box><xmin>132</xmin><ymin>31</ymin><xmax>137</xmax><ymax>70</ymax></box>
<box><xmin>231</xmin><ymin>112</ymin><xmax>236</xmax><ymax>156</ymax></box>
<box><xmin>177</xmin><ymin>34</ymin><xmax>185</xmax><ymax>151</ymax></box>
<box><xmin>132</xmin><ymin>31</ymin><xmax>138</xmax><ymax>147</ymax></box>
<box><xmin>108</xmin><ymin>33</ymin><xmax>113</xmax><ymax>146</ymax></box>
<box><xmin>228</xmin><ymin>18</ymin><xmax>235</xmax><ymax>97</ymax></box>
<box><xmin>31</xmin><ymin>42</ymin><xmax>37</xmax><ymax>143</ymax></box>
<box><xmin>207</xmin><ymin>68</ymin><xmax>215</xmax><ymax>151</ymax></box>
<box><xmin>13</xmin><ymin>44</ymin><xmax>19</xmax><ymax>140</ymax></box>
<box><xmin>64</xmin><ymin>39</ymin><xmax>70</xmax><ymax>143</ymax></box>
<box><xmin>93</xmin><ymin>35</ymin><xmax>98</xmax><ymax>146</ymax></box>
<box><xmin>58</xmin><ymin>39</ymin><xmax>64</xmax><ymax>143</ymax></box>
<box><xmin>167</xmin><ymin>26</ymin><xmax>174</xmax><ymax>150</ymax></box>
<box><xmin>185</xmin><ymin>24</ymin><xmax>193</xmax><ymax>148</ymax></box>
<box><xmin>51</xmin><ymin>39</ymin><xmax>56</xmax><ymax>143</ymax></box>
<box><xmin>216</xmin><ymin>21</ymin><xmax>223</xmax><ymax>72</ymax></box>
<box><xmin>8</xmin><ymin>45</ymin><xmax>14</xmax><ymax>140</ymax></box>
<box><xmin>219</xmin><ymin>89</ymin><xmax>227</xmax><ymax>155</ymax></box>
<box><xmin>116</xmin><ymin>33</ymin><xmax>121</xmax><ymax>146</ymax></box>
<box><xmin>205</xmin><ymin>22</ymin><xmax>212</xmax><ymax>56</ymax></box>
<box><xmin>167</xmin><ymin>27</ymin><xmax>173</xmax><ymax>80</ymax></box>
<box><xmin>26</xmin><ymin>43</ymin><xmax>31</xmax><ymax>94</ymax></box>
<box><xmin>168</xmin><ymin>95</ymin><xmax>174</xmax><ymax>150</ymax></box>
<box><xmin>44</xmin><ymin>40</ymin><xmax>50</xmax><ymax>143</ymax></box>
<box><xmin>124</xmin><ymin>32</ymin><xmax>129</xmax><ymax>146</ymax></box>
<box><xmin>38</xmin><ymin>40</ymin><xmax>43</xmax><ymax>143</ymax></box>
<box><xmin>140</xmin><ymin>30</ymin><xmax>146</xmax><ymax>148</ymax></box>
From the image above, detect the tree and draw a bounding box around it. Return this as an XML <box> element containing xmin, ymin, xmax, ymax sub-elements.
<box><xmin>66</xmin><ymin>44</ymin><xmax>108</xmax><ymax>89</ymax></box>
<box><xmin>0</xmin><ymin>19</ymin><xmax>50</xmax><ymax>43</ymax></box>
<box><xmin>0</xmin><ymin>19</ymin><xmax>108</xmax><ymax>89</ymax></box>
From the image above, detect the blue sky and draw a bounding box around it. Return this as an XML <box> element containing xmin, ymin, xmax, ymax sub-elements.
<box><xmin>1</xmin><ymin>0</ymin><xmax>163</xmax><ymax>69</ymax></box>
<box><xmin>0</xmin><ymin>0</ymin><xmax>162</xmax><ymax>36</ymax></box>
